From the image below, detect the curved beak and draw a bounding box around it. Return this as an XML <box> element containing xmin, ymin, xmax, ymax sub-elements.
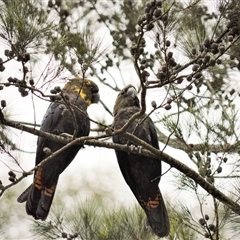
<box><xmin>126</xmin><ymin>86</ymin><xmax>137</xmax><ymax>98</ymax></box>
<box><xmin>92</xmin><ymin>92</ymin><xmax>100</xmax><ymax>103</ymax></box>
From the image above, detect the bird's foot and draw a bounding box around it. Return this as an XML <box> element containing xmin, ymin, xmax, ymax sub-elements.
<box><xmin>43</xmin><ymin>147</ymin><xmax>52</xmax><ymax>155</ymax></box>
<box><xmin>138</xmin><ymin>146</ymin><xmax>142</xmax><ymax>154</ymax></box>
<box><xmin>129</xmin><ymin>144</ymin><xmax>142</xmax><ymax>153</ymax></box>
<box><xmin>129</xmin><ymin>144</ymin><xmax>135</xmax><ymax>151</ymax></box>
<box><xmin>60</xmin><ymin>133</ymin><xmax>73</xmax><ymax>141</ymax></box>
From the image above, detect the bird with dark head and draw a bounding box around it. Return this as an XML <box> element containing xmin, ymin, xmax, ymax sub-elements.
<box><xmin>17</xmin><ymin>78</ymin><xmax>99</xmax><ymax>220</ymax></box>
<box><xmin>112</xmin><ymin>85</ymin><xmax>170</xmax><ymax>237</ymax></box>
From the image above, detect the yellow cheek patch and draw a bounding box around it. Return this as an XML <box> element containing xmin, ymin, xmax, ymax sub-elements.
<box><xmin>80</xmin><ymin>91</ymin><xmax>91</xmax><ymax>106</ymax></box>
<box><xmin>73</xmin><ymin>85</ymin><xmax>92</xmax><ymax>106</ymax></box>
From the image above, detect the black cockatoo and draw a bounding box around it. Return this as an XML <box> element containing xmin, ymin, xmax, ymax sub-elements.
<box><xmin>17</xmin><ymin>78</ymin><xmax>99</xmax><ymax>220</ymax></box>
<box><xmin>112</xmin><ymin>85</ymin><xmax>170</xmax><ymax>237</ymax></box>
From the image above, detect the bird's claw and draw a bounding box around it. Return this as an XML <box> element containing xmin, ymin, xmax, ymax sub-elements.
<box><xmin>129</xmin><ymin>144</ymin><xmax>135</xmax><ymax>151</ymax></box>
<box><xmin>43</xmin><ymin>147</ymin><xmax>52</xmax><ymax>155</ymax></box>
<box><xmin>129</xmin><ymin>144</ymin><xmax>142</xmax><ymax>153</ymax></box>
<box><xmin>60</xmin><ymin>133</ymin><xmax>73</xmax><ymax>141</ymax></box>
<box><xmin>138</xmin><ymin>146</ymin><xmax>142</xmax><ymax>154</ymax></box>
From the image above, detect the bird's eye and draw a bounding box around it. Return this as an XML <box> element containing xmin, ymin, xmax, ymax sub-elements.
<box><xmin>91</xmin><ymin>86</ymin><xmax>96</xmax><ymax>93</ymax></box>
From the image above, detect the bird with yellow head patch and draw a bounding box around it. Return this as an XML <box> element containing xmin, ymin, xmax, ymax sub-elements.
<box><xmin>17</xmin><ymin>78</ymin><xmax>99</xmax><ymax>220</ymax></box>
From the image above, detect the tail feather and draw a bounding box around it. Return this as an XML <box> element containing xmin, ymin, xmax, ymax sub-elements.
<box><xmin>146</xmin><ymin>198</ymin><xmax>170</xmax><ymax>237</ymax></box>
<box><xmin>19</xmin><ymin>183</ymin><xmax>57</xmax><ymax>220</ymax></box>
<box><xmin>17</xmin><ymin>184</ymin><xmax>32</xmax><ymax>203</ymax></box>
<box><xmin>18</xmin><ymin>165</ymin><xmax>58</xmax><ymax>220</ymax></box>
<box><xmin>26</xmin><ymin>184</ymin><xmax>42</xmax><ymax>219</ymax></box>
<box><xmin>35</xmin><ymin>184</ymin><xmax>57</xmax><ymax>220</ymax></box>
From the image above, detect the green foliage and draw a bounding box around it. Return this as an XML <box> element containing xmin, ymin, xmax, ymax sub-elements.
<box><xmin>0</xmin><ymin>0</ymin><xmax>54</xmax><ymax>54</ymax></box>
<box><xmin>168</xmin><ymin>204</ymin><xmax>198</xmax><ymax>240</ymax></box>
<box><xmin>31</xmin><ymin>200</ymin><xmax>159</xmax><ymax>240</ymax></box>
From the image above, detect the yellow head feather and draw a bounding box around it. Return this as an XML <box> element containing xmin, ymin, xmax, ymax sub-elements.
<box><xmin>63</xmin><ymin>78</ymin><xmax>99</xmax><ymax>106</ymax></box>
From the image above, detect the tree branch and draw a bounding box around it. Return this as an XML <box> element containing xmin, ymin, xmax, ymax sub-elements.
<box><xmin>1</xmin><ymin>117</ymin><xmax>240</xmax><ymax>215</ymax></box>
<box><xmin>155</xmin><ymin>128</ymin><xmax>238</xmax><ymax>153</ymax></box>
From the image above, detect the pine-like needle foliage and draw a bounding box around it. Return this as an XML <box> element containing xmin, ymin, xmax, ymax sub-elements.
<box><xmin>0</xmin><ymin>0</ymin><xmax>54</xmax><ymax>55</ymax></box>
<box><xmin>31</xmin><ymin>200</ymin><xmax>160</xmax><ymax>240</ymax></box>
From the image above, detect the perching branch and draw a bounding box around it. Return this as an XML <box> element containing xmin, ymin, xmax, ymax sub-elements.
<box><xmin>1</xmin><ymin>117</ymin><xmax>240</xmax><ymax>215</ymax></box>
